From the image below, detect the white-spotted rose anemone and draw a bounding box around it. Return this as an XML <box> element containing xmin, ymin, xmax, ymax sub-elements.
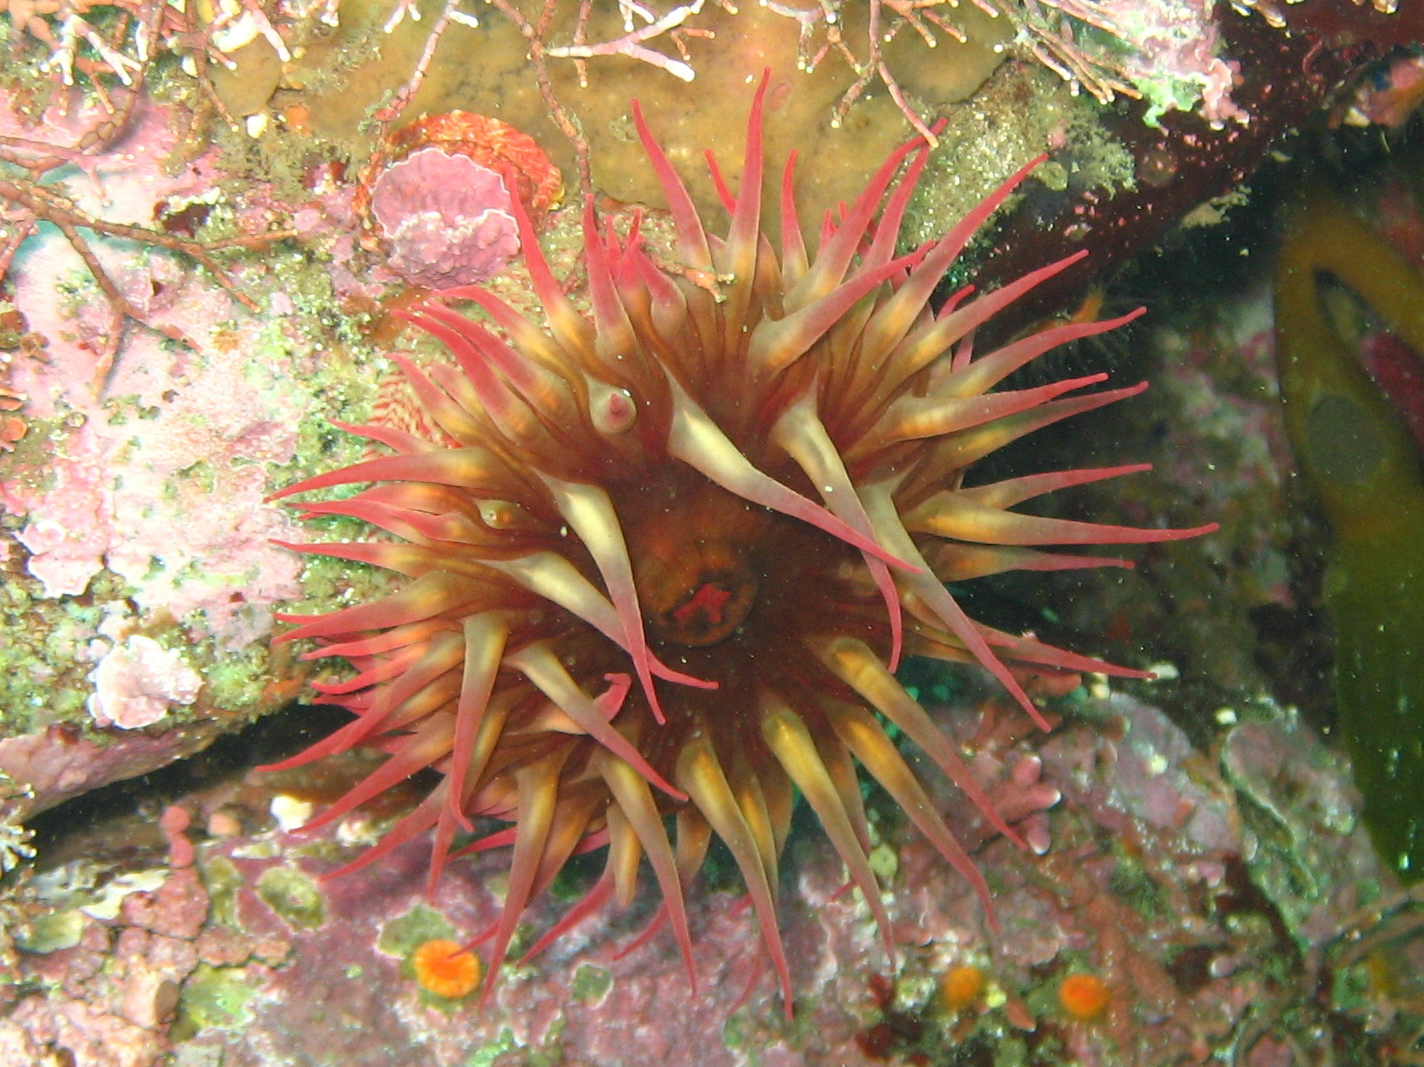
<box><xmin>267</xmin><ymin>75</ymin><xmax>1213</xmax><ymax>1012</ymax></box>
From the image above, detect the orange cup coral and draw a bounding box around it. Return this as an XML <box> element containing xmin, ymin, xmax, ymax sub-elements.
<box><xmin>1058</xmin><ymin>972</ymin><xmax>1111</xmax><ymax>1021</ymax></box>
<box><xmin>411</xmin><ymin>939</ymin><xmax>482</xmax><ymax>999</ymax></box>
<box><xmin>940</xmin><ymin>964</ymin><xmax>987</xmax><ymax>1012</ymax></box>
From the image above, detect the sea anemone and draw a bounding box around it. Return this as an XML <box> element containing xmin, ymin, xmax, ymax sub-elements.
<box><xmin>267</xmin><ymin>74</ymin><xmax>1212</xmax><ymax>1012</ymax></box>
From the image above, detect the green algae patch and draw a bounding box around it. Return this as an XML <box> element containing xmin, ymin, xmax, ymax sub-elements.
<box><xmin>188</xmin><ymin>638</ymin><xmax>275</xmax><ymax>719</ymax></box>
<box><xmin>200</xmin><ymin>855</ymin><xmax>244</xmax><ymax>929</ymax></box>
<box><xmin>466</xmin><ymin>1029</ymin><xmax>520</xmax><ymax>1067</ymax></box>
<box><xmin>13</xmin><ymin>909</ymin><xmax>85</xmax><ymax>954</ymax></box>
<box><xmin>721</xmin><ymin>1012</ymin><xmax>752</xmax><ymax>1054</ymax></box>
<box><xmin>569</xmin><ymin>963</ymin><xmax>612</xmax><ymax>1004</ymax></box>
<box><xmin>905</xmin><ymin>62</ymin><xmax>1133</xmax><ymax>262</ymax></box>
<box><xmin>175</xmin><ymin>963</ymin><xmax>259</xmax><ymax>1035</ymax></box>
<box><xmin>376</xmin><ymin>904</ymin><xmax>455</xmax><ymax>959</ymax></box>
<box><xmin>256</xmin><ymin>865</ymin><xmax>326</xmax><ymax>930</ymax></box>
<box><xmin>0</xmin><ymin>568</ymin><xmax>109</xmax><ymax>736</ymax></box>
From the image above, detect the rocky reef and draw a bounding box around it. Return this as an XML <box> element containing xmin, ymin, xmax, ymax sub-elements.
<box><xmin>0</xmin><ymin>1</ymin><xmax>1422</xmax><ymax>1064</ymax></box>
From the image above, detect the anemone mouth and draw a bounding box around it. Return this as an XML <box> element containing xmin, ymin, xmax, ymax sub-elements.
<box><xmin>657</xmin><ymin>568</ymin><xmax>757</xmax><ymax>646</ymax></box>
<box><xmin>621</xmin><ymin>476</ymin><xmax>772</xmax><ymax>648</ymax></box>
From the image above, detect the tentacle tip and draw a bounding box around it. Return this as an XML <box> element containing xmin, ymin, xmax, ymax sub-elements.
<box><xmin>983</xmin><ymin>903</ymin><xmax>1003</xmax><ymax>935</ymax></box>
<box><xmin>476</xmin><ymin>977</ymin><xmax>499</xmax><ymax>1013</ymax></box>
<box><xmin>1147</xmin><ymin>521</ymin><xmax>1221</xmax><ymax>542</ymax></box>
<box><xmin>1020</xmin><ymin>701</ymin><xmax>1054</xmax><ymax>733</ymax></box>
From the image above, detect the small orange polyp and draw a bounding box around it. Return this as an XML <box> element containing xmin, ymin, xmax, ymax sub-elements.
<box><xmin>940</xmin><ymin>964</ymin><xmax>986</xmax><ymax>1012</ymax></box>
<box><xmin>412</xmin><ymin>939</ymin><xmax>481</xmax><ymax>999</ymax></box>
<box><xmin>1058</xmin><ymin>972</ymin><xmax>1110</xmax><ymax>1021</ymax></box>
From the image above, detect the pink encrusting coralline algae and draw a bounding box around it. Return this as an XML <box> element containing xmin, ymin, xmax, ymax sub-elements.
<box><xmin>366</xmin><ymin>147</ymin><xmax>522</xmax><ymax>289</ymax></box>
<box><xmin>87</xmin><ymin>635</ymin><xmax>204</xmax><ymax>731</ymax></box>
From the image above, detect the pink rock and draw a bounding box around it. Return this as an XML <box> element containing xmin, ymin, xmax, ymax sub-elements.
<box><xmin>0</xmin><ymin>725</ymin><xmax>219</xmax><ymax>817</ymax></box>
<box><xmin>122</xmin><ymin>866</ymin><xmax>208</xmax><ymax>940</ymax></box>
<box><xmin>10</xmin><ymin>425</ymin><xmax>113</xmax><ymax>597</ymax></box>
<box><xmin>368</xmin><ymin>147</ymin><xmax>521</xmax><ymax>288</ymax></box>
<box><xmin>0</xmin><ymin>1018</ymin><xmax>45</xmax><ymax>1064</ymax></box>
<box><xmin>51</xmin><ymin>998</ymin><xmax>160</xmax><ymax>1067</ymax></box>
<box><xmin>159</xmin><ymin>806</ymin><xmax>195</xmax><ymax>868</ymax></box>
<box><xmin>113</xmin><ymin>928</ymin><xmax>196</xmax><ymax>1029</ymax></box>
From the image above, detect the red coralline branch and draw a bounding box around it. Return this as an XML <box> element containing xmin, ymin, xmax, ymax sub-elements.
<box><xmin>372</xmin><ymin>0</ymin><xmax>730</xmax><ymax>194</ymax></box>
<box><xmin>370</xmin><ymin>0</ymin><xmax>1146</xmax><ymax>185</ymax></box>
<box><xmin>366</xmin><ymin>0</ymin><xmax>1397</xmax><ymax>206</ymax></box>
<box><xmin>0</xmin><ymin>0</ymin><xmax>295</xmax><ymax>389</ymax></box>
<box><xmin>0</xmin><ymin>175</ymin><xmax>293</xmax><ymax>381</ymax></box>
<box><xmin>761</xmin><ymin>0</ymin><xmax>1143</xmax><ymax>148</ymax></box>
<box><xmin>763</xmin><ymin>0</ymin><xmax>954</xmax><ymax>145</ymax></box>
<box><xmin>544</xmin><ymin>0</ymin><xmax>719</xmax><ymax>83</ymax></box>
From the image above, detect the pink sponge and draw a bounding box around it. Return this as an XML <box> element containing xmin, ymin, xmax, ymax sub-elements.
<box><xmin>367</xmin><ymin>147</ymin><xmax>521</xmax><ymax>289</ymax></box>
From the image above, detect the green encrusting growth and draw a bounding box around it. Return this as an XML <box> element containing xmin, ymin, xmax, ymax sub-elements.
<box><xmin>255</xmin><ymin>864</ymin><xmax>328</xmax><ymax>929</ymax></box>
<box><xmin>1275</xmin><ymin>185</ymin><xmax>1424</xmax><ymax>882</ymax></box>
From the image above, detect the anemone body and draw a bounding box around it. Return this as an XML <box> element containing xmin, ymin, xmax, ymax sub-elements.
<box><xmin>270</xmin><ymin>76</ymin><xmax>1212</xmax><ymax>1012</ymax></box>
